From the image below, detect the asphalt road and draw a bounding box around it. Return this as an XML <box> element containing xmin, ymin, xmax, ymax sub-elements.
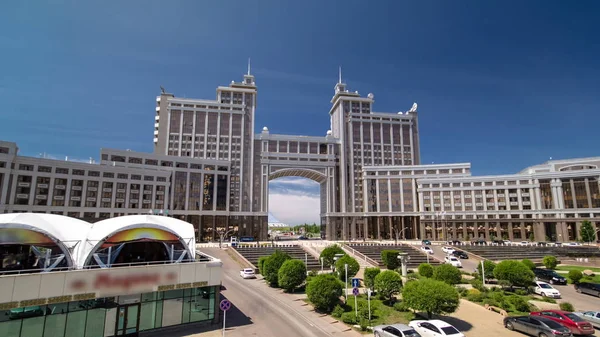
<box><xmin>199</xmin><ymin>247</ymin><xmax>359</xmax><ymax>337</ymax></box>
<box><xmin>426</xmin><ymin>244</ymin><xmax>481</xmax><ymax>272</ymax></box>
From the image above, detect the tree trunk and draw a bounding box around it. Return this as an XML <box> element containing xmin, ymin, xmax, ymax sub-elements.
<box><xmin>427</xmin><ymin>311</ymin><xmax>432</xmax><ymax>319</ymax></box>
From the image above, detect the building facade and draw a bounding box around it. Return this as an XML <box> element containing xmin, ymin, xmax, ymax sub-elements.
<box><xmin>1</xmin><ymin>69</ymin><xmax>599</xmax><ymax>242</ymax></box>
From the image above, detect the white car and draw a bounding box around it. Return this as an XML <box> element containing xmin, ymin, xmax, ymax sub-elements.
<box><xmin>240</xmin><ymin>268</ymin><xmax>256</xmax><ymax>279</ymax></box>
<box><xmin>444</xmin><ymin>256</ymin><xmax>462</xmax><ymax>268</ymax></box>
<box><xmin>441</xmin><ymin>246</ymin><xmax>455</xmax><ymax>254</ymax></box>
<box><xmin>518</xmin><ymin>241</ymin><xmax>530</xmax><ymax>246</ymax></box>
<box><xmin>409</xmin><ymin>320</ymin><xmax>465</xmax><ymax>337</ymax></box>
<box><xmin>533</xmin><ymin>281</ymin><xmax>561</xmax><ymax>298</ymax></box>
<box><xmin>421</xmin><ymin>246</ymin><xmax>434</xmax><ymax>254</ymax></box>
<box><xmin>565</xmin><ymin>242</ymin><xmax>582</xmax><ymax>246</ymax></box>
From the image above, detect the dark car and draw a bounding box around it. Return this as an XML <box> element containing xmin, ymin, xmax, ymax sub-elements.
<box><xmin>533</xmin><ymin>268</ymin><xmax>567</xmax><ymax>285</ymax></box>
<box><xmin>504</xmin><ymin>316</ymin><xmax>572</xmax><ymax>337</ymax></box>
<box><xmin>574</xmin><ymin>282</ymin><xmax>600</xmax><ymax>297</ymax></box>
<box><xmin>421</xmin><ymin>239</ymin><xmax>431</xmax><ymax>245</ymax></box>
<box><xmin>447</xmin><ymin>240</ymin><xmax>461</xmax><ymax>245</ymax></box>
<box><xmin>471</xmin><ymin>239</ymin><xmax>487</xmax><ymax>245</ymax></box>
<box><xmin>451</xmin><ymin>250</ymin><xmax>469</xmax><ymax>259</ymax></box>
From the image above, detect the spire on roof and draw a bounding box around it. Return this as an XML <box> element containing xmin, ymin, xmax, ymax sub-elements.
<box><xmin>247</xmin><ymin>58</ymin><xmax>251</xmax><ymax>76</ymax></box>
<box><xmin>338</xmin><ymin>66</ymin><xmax>342</xmax><ymax>84</ymax></box>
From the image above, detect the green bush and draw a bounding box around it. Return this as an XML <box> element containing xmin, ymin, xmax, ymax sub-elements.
<box><xmin>476</xmin><ymin>260</ymin><xmax>496</xmax><ymax>280</ymax></box>
<box><xmin>470</xmin><ymin>279</ymin><xmax>485</xmax><ymax>292</ymax></box>
<box><xmin>568</xmin><ymin>270</ymin><xmax>583</xmax><ymax>284</ymax></box>
<box><xmin>508</xmin><ymin>295</ymin><xmax>530</xmax><ymax>312</ymax></box>
<box><xmin>381</xmin><ymin>250</ymin><xmax>400</xmax><ymax>270</ymax></box>
<box><xmin>466</xmin><ymin>288</ymin><xmax>483</xmax><ymax>302</ymax></box>
<box><xmin>340</xmin><ymin>312</ymin><xmax>356</xmax><ymax>324</ymax></box>
<box><xmin>258</xmin><ymin>256</ymin><xmax>268</xmax><ymax>275</ymax></box>
<box><xmin>456</xmin><ymin>286</ymin><xmax>468</xmax><ymax>297</ymax></box>
<box><xmin>319</xmin><ymin>245</ymin><xmax>345</xmax><ymax>268</ymax></box>
<box><xmin>493</xmin><ymin>260</ymin><xmax>535</xmax><ymax>288</ymax></box>
<box><xmin>374</xmin><ymin>270</ymin><xmax>403</xmax><ymax>302</ymax></box>
<box><xmin>335</xmin><ymin>255</ymin><xmax>360</xmax><ymax>281</ymax></box>
<box><xmin>559</xmin><ymin>302</ymin><xmax>575</xmax><ymax>312</ymax></box>
<box><xmin>278</xmin><ymin>259</ymin><xmax>307</xmax><ymax>292</ymax></box>
<box><xmin>521</xmin><ymin>259</ymin><xmax>536</xmax><ymax>270</ymax></box>
<box><xmin>306</xmin><ymin>274</ymin><xmax>343</xmax><ymax>313</ymax></box>
<box><xmin>402</xmin><ymin>278</ymin><xmax>460</xmax><ymax>319</ymax></box>
<box><xmin>515</xmin><ymin>289</ymin><xmax>529</xmax><ymax>296</ymax></box>
<box><xmin>487</xmin><ymin>291</ymin><xmax>507</xmax><ymax>308</ymax></box>
<box><xmin>393</xmin><ymin>301</ymin><xmax>409</xmax><ymax>311</ymax></box>
<box><xmin>418</xmin><ymin>263</ymin><xmax>434</xmax><ymax>278</ymax></box>
<box><xmin>363</xmin><ymin>267</ymin><xmax>380</xmax><ymax>290</ymax></box>
<box><xmin>332</xmin><ymin>304</ymin><xmax>345</xmax><ymax>318</ymax></box>
<box><xmin>263</xmin><ymin>250</ymin><xmax>291</xmax><ymax>287</ymax></box>
<box><xmin>433</xmin><ymin>264</ymin><xmax>462</xmax><ymax>285</ymax></box>
<box><xmin>542</xmin><ymin>256</ymin><xmax>558</xmax><ymax>270</ymax></box>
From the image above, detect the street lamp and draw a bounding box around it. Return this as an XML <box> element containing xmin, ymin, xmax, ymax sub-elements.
<box><xmin>435</xmin><ymin>211</ymin><xmax>447</xmax><ymax>241</ymax></box>
<box><xmin>217</xmin><ymin>229</ymin><xmax>234</xmax><ymax>248</ymax></box>
<box><xmin>344</xmin><ymin>263</ymin><xmax>349</xmax><ymax>303</ymax></box>
<box><xmin>397</xmin><ymin>253</ymin><xmax>410</xmax><ymax>277</ymax></box>
<box><xmin>332</xmin><ymin>253</ymin><xmax>344</xmax><ymax>273</ymax></box>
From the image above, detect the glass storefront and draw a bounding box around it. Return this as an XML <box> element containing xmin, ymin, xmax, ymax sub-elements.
<box><xmin>0</xmin><ymin>286</ymin><xmax>217</xmax><ymax>337</ymax></box>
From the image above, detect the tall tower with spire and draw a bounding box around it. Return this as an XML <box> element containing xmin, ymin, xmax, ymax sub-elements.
<box><xmin>243</xmin><ymin>58</ymin><xmax>255</xmax><ymax>86</ymax></box>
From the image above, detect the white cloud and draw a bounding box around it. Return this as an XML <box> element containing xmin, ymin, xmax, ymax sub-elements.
<box><xmin>269</xmin><ymin>192</ymin><xmax>320</xmax><ymax>226</ymax></box>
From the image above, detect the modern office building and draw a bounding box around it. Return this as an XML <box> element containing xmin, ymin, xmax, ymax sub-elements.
<box><xmin>0</xmin><ymin>68</ymin><xmax>599</xmax><ymax>242</ymax></box>
<box><xmin>0</xmin><ymin>213</ymin><xmax>222</xmax><ymax>337</ymax></box>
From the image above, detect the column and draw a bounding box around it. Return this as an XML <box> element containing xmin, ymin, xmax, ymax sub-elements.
<box><xmin>351</xmin><ymin>217</ymin><xmax>357</xmax><ymax>240</ymax></box>
<box><xmin>584</xmin><ymin>178</ymin><xmax>593</xmax><ymax>209</ymax></box>
<box><xmin>508</xmin><ymin>223</ymin><xmax>514</xmax><ymax>240</ymax></box>
<box><xmin>533</xmin><ymin>222</ymin><xmax>545</xmax><ymax>242</ymax></box>
<box><xmin>342</xmin><ymin>217</ymin><xmax>348</xmax><ymax>241</ymax></box>
<box><xmin>377</xmin><ymin>217</ymin><xmax>382</xmax><ymax>240</ymax></box>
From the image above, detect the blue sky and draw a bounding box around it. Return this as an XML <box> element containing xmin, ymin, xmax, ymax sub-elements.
<box><xmin>1</xmin><ymin>1</ymin><xmax>599</xmax><ymax>225</ymax></box>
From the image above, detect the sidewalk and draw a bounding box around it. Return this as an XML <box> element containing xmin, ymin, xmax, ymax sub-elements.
<box><xmin>445</xmin><ymin>299</ymin><xmax>521</xmax><ymax>337</ymax></box>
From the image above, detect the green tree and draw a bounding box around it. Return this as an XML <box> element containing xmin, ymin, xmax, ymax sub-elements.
<box><xmin>418</xmin><ymin>263</ymin><xmax>434</xmax><ymax>278</ymax></box>
<box><xmin>476</xmin><ymin>260</ymin><xmax>496</xmax><ymax>281</ymax></box>
<box><xmin>380</xmin><ymin>250</ymin><xmax>400</xmax><ymax>270</ymax></box>
<box><xmin>258</xmin><ymin>256</ymin><xmax>268</xmax><ymax>275</ymax></box>
<box><xmin>542</xmin><ymin>255</ymin><xmax>558</xmax><ymax>270</ymax></box>
<box><xmin>374</xmin><ymin>270</ymin><xmax>403</xmax><ymax>302</ymax></box>
<box><xmin>306</xmin><ymin>274</ymin><xmax>343</xmax><ymax>313</ymax></box>
<box><xmin>493</xmin><ymin>260</ymin><xmax>535</xmax><ymax>288</ymax></box>
<box><xmin>278</xmin><ymin>259</ymin><xmax>307</xmax><ymax>292</ymax></box>
<box><xmin>363</xmin><ymin>267</ymin><xmax>381</xmax><ymax>290</ymax></box>
<box><xmin>433</xmin><ymin>264</ymin><xmax>462</xmax><ymax>285</ymax></box>
<box><xmin>580</xmin><ymin>220</ymin><xmax>596</xmax><ymax>243</ymax></box>
<box><xmin>568</xmin><ymin>270</ymin><xmax>583</xmax><ymax>284</ymax></box>
<box><xmin>521</xmin><ymin>259</ymin><xmax>536</xmax><ymax>270</ymax></box>
<box><xmin>402</xmin><ymin>278</ymin><xmax>460</xmax><ymax>319</ymax></box>
<box><xmin>263</xmin><ymin>250</ymin><xmax>291</xmax><ymax>287</ymax></box>
<box><xmin>319</xmin><ymin>245</ymin><xmax>345</xmax><ymax>268</ymax></box>
<box><xmin>335</xmin><ymin>255</ymin><xmax>360</xmax><ymax>281</ymax></box>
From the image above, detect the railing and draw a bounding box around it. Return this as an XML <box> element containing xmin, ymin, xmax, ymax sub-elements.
<box><xmin>341</xmin><ymin>244</ymin><xmax>378</xmax><ymax>266</ymax></box>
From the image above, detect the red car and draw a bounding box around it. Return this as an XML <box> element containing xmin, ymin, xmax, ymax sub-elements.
<box><xmin>531</xmin><ymin>310</ymin><xmax>595</xmax><ymax>335</ymax></box>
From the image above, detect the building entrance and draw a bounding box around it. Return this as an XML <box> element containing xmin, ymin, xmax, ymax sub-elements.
<box><xmin>115</xmin><ymin>303</ymin><xmax>140</xmax><ymax>336</ymax></box>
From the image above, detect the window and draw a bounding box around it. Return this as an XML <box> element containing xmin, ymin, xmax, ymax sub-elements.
<box><xmin>103</xmin><ymin>172</ymin><xmax>114</xmax><ymax>178</ymax></box>
<box><xmin>88</xmin><ymin>171</ymin><xmax>100</xmax><ymax>177</ymax></box>
<box><xmin>37</xmin><ymin>166</ymin><xmax>52</xmax><ymax>173</ymax></box>
<box><xmin>441</xmin><ymin>326</ymin><xmax>460</xmax><ymax>335</ymax></box>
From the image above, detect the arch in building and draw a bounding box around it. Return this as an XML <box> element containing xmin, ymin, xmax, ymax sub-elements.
<box><xmin>268</xmin><ymin>168</ymin><xmax>327</xmax><ymax>183</ymax></box>
<box><xmin>0</xmin><ymin>213</ymin><xmax>91</xmax><ymax>272</ymax></box>
<box><xmin>80</xmin><ymin>215</ymin><xmax>196</xmax><ymax>268</ymax></box>
<box><xmin>559</xmin><ymin>164</ymin><xmax>598</xmax><ymax>171</ymax></box>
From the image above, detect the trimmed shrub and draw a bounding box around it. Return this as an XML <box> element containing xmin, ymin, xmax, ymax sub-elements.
<box><xmin>508</xmin><ymin>295</ymin><xmax>530</xmax><ymax>312</ymax></box>
<box><xmin>466</xmin><ymin>288</ymin><xmax>483</xmax><ymax>302</ymax></box>
<box><xmin>568</xmin><ymin>270</ymin><xmax>583</xmax><ymax>284</ymax></box>
<box><xmin>393</xmin><ymin>301</ymin><xmax>409</xmax><ymax>312</ymax></box>
<box><xmin>433</xmin><ymin>264</ymin><xmax>462</xmax><ymax>285</ymax></box>
<box><xmin>306</xmin><ymin>274</ymin><xmax>343</xmax><ymax>313</ymax></box>
<box><xmin>258</xmin><ymin>256</ymin><xmax>268</xmax><ymax>275</ymax></box>
<box><xmin>374</xmin><ymin>270</ymin><xmax>403</xmax><ymax>302</ymax></box>
<box><xmin>340</xmin><ymin>312</ymin><xmax>356</xmax><ymax>324</ymax></box>
<box><xmin>363</xmin><ymin>267</ymin><xmax>381</xmax><ymax>290</ymax></box>
<box><xmin>542</xmin><ymin>255</ymin><xmax>558</xmax><ymax>270</ymax></box>
<box><xmin>335</xmin><ymin>255</ymin><xmax>360</xmax><ymax>281</ymax></box>
<box><xmin>278</xmin><ymin>259</ymin><xmax>307</xmax><ymax>292</ymax></box>
<box><xmin>319</xmin><ymin>245</ymin><xmax>345</xmax><ymax>268</ymax></box>
<box><xmin>418</xmin><ymin>263</ymin><xmax>434</xmax><ymax>278</ymax></box>
<box><xmin>381</xmin><ymin>250</ymin><xmax>400</xmax><ymax>270</ymax></box>
<box><xmin>559</xmin><ymin>302</ymin><xmax>575</xmax><ymax>312</ymax></box>
<box><xmin>470</xmin><ymin>279</ymin><xmax>485</xmax><ymax>292</ymax></box>
<box><xmin>456</xmin><ymin>286</ymin><xmax>468</xmax><ymax>297</ymax></box>
<box><xmin>331</xmin><ymin>304</ymin><xmax>345</xmax><ymax>318</ymax></box>
<box><xmin>402</xmin><ymin>278</ymin><xmax>460</xmax><ymax>319</ymax></box>
<box><xmin>515</xmin><ymin>289</ymin><xmax>529</xmax><ymax>296</ymax></box>
<box><xmin>476</xmin><ymin>260</ymin><xmax>496</xmax><ymax>281</ymax></box>
<box><xmin>521</xmin><ymin>259</ymin><xmax>536</xmax><ymax>270</ymax></box>
<box><xmin>263</xmin><ymin>250</ymin><xmax>291</xmax><ymax>287</ymax></box>
<box><xmin>493</xmin><ymin>260</ymin><xmax>535</xmax><ymax>288</ymax></box>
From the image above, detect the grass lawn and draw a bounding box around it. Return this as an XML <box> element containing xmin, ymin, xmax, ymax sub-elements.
<box><xmin>555</xmin><ymin>266</ymin><xmax>600</xmax><ymax>283</ymax></box>
<box><xmin>339</xmin><ymin>294</ymin><xmax>414</xmax><ymax>327</ymax></box>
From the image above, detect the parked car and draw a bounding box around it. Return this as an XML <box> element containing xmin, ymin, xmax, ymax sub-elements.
<box><xmin>420</xmin><ymin>246</ymin><xmax>434</xmax><ymax>254</ymax></box>
<box><xmin>574</xmin><ymin>282</ymin><xmax>600</xmax><ymax>297</ymax></box>
<box><xmin>373</xmin><ymin>323</ymin><xmax>421</xmax><ymax>337</ymax></box>
<box><xmin>564</xmin><ymin>242</ymin><xmax>582</xmax><ymax>246</ymax></box>
<box><xmin>492</xmin><ymin>239</ymin><xmax>504</xmax><ymax>244</ymax></box>
<box><xmin>504</xmin><ymin>315</ymin><xmax>572</xmax><ymax>337</ymax></box>
<box><xmin>451</xmin><ymin>250</ymin><xmax>468</xmax><ymax>259</ymax></box>
<box><xmin>531</xmin><ymin>310</ymin><xmax>595</xmax><ymax>336</ymax></box>
<box><xmin>409</xmin><ymin>320</ymin><xmax>465</xmax><ymax>337</ymax></box>
<box><xmin>533</xmin><ymin>269</ymin><xmax>567</xmax><ymax>285</ymax></box>
<box><xmin>471</xmin><ymin>239</ymin><xmax>487</xmax><ymax>245</ymax></box>
<box><xmin>239</xmin><ymin>268</ymin><xmax>256</xmax><ymax>279</ymax></box>
<box><xmin>441</xmin><ymin>246</ymin><xmax>455</xmax><ymax>254</ymax></box>
<box><xmin>574</xmin><ymin>311</ymin><xmax>600</xmax><ymax>329</ymax></box>
<box><xmin>444</xmin><ymin>256</ymin><xmax>462</xmax><ymax>268</ymax></box>
<box><xmin>421</xmin><ymin>239</ymin><xmax>431</xmax><ymax>245</ymax></box>
<box><xmin>447</xmin><ymin>240</ymin><xmax>461</xmax><ymax>245</ymax></box>
<box><xmin>518</xmin><ymin>241</ymin><xmax>530</xmax><ymax>246</ymax></box>
<box><xmin>533</xmin><ymin>281</ymin><xmax>561</xmax><ymax>298</ymax></box>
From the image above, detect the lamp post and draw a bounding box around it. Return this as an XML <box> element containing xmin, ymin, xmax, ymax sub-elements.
<box><xmin>345</xmin><ymin>263</ymin><xmax>349</xmax><ymax>303</ymax></box>
<box><xmin>397</xmin><ymin>253</ymin><xmax>410</xmax><ymax>277</ymax></box>
<box><xmin>217</xmin><ymin>229</ymin><xmax>234</xmax><ymax>248</ymax></box>
<box><xmin>332</xmin><ymin>253</ymin><xmax>344</xmax><ymax>274</ymax></box>
<box><xmin>591</xmin><ymin>229</ymin><xmax>600</xmax><ymax>245</ymax></box>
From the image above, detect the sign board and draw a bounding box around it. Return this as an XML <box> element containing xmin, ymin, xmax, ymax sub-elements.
<box><xmin>220</xmin><ymin>299</ymin><xmax>231</xmax><ymax>311</ymax></box>
<box><xmin>351</xmin><ymin>278</ymin><xmax>360</xmax><ymax>288</ymax></box>
<box><xmin>352</xmin><ymin>287</ymin><xmax>359</xmax><ymax>296</ymax></box>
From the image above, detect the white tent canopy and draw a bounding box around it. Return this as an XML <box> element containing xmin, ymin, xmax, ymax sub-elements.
<box><xmin>78</xmin><ymin>215</ymin><xmax>196</xmax><ymax>267</ymax></box>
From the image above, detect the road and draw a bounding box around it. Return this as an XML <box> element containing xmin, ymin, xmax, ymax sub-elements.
<box><xmin>195</xmin><ymin>248</ymin><xmax>361</xmax><ymax>337</ymax></box>
<box><xmin>427</xmin><ymin>244</ymin><xmax>481</xmax><ymax>272</ymax></box>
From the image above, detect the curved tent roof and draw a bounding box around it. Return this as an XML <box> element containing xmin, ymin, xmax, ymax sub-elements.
<box><xmin>0</xmin><ymin>213</ymin><xmax>92</xmax><ymax>267</ymax></box>
<box><xmin>79</xmin><ymin>215</ymin><xmax>196</xmax><ymax>266</ymax></box>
